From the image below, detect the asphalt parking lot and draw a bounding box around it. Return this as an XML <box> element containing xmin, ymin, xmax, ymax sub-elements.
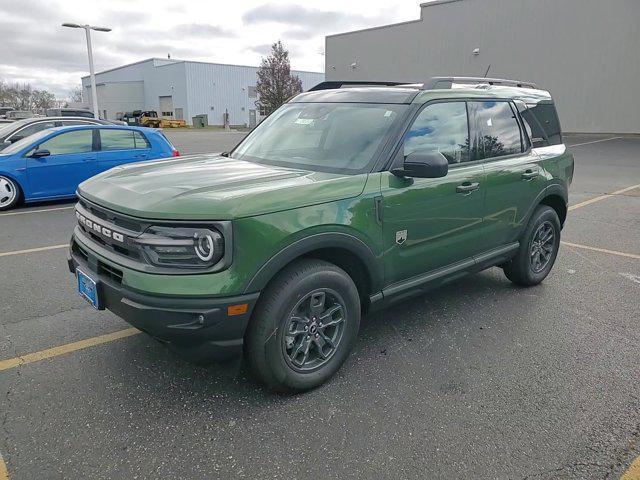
<box><xmin>0</xmin><ymin>131</ymin><xmax>639</xmax><ymax>479</ymax></box>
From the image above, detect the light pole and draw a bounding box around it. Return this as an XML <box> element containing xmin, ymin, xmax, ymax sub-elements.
<box><xmin>62</xmin><ymin>23</ymin><xmax>111</xmax><ymax>119</ymax></box>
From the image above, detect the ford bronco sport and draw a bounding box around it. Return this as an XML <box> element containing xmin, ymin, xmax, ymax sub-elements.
<box><xmin>68</xmin><ymin>77</ymin><xmax>574</xmax><ymax>392</ymax></box>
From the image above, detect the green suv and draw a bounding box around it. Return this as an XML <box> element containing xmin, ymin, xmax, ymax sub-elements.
<box><xmin>68</xmin><ymin>77</ymin><xmax>574</xmax><ymax>391</ymax></box>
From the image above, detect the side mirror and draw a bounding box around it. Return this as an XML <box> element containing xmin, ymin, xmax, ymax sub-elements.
<box><xmin>31</xmin><ymin>149</ymin><xmax>51</xmax><ymax>158</ymax></box>
<box><xmin>392</xmin><ymin>151</ymin><xmax>449</xmax><ymax>178</ymax></box>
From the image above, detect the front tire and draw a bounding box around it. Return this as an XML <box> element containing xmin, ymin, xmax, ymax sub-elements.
<box><xmin>0</xmin><ymin>176</ymin><xmax>20</xmax><ymax>211</ymax></box>
<box><xmin>503</xmin><ymin>205</ymin><xmax>561</xmax><ymax>286</ymax></box>
<box><xmin>244</xmin><ymin>259</ymin><xmax>361</xmax><ymax>392</ymax></box>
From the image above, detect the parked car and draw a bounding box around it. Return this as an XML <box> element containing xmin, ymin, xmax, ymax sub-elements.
<box><xmin>0</xmin><ymin>117</ymin><xmax>121</xmax><ymax>151</ymax></box>
<box><xmin>67</xmin><ymin>77</ymin><xmax>573</xmax><ymax>392</ymax></box>
<box><xmin>5</xmin><ymin>110</ymin><xmax>34</xmax><ymax>120</ymax></box>
<box><xmin>45</xmin><ymin>108</ymin><xmax>94</xmax><ymax>118</ymax></box>
<box><xmin>0</xmin><ymin>107</ymin><xmax>14</xmax><ymax>118</ymax></box>
<box><xmin>0</xmin><ymin>125</ymin><xmax>180</xmax><ymax>210</ymax></box>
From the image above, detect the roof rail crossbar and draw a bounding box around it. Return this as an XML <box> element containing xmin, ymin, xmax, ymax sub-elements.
<box><xmin>425</xmin><ymin>76</ymin><xmax>538</xmax><ymax>90</ymax></box>
<box><xmin>308</xmin><ymin>81</ymin><xmax>410</xmax><ymax>91</ymax></box>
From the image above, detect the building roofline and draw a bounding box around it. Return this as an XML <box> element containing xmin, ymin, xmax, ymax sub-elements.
<box><xmin>182</xmin><ymin>59</ymin><xmax>323</xmax><ymax>75</ymax></box>
<box><xmin>419</xmin><ymin>0</ymin><xmax>464</xmax><ymax>8</ymax></box>
<box><xmin>81</xmin><ymin>58</ymin><xmax>178</xmax><ymax>79</ymax></box>
<box><xmin>82</xmin><ymin>57</ymin><xmax>323</xmax><ymax>79</ymax></box>
<box><xmin>326</xmin><ymin>0</ymin><xmax>465</xmax><ymax>39</ymax></box>
<box><xmin>325</xmin><ymin>17</ymin><xmax>423</xmax><ymax>39</ymax></box>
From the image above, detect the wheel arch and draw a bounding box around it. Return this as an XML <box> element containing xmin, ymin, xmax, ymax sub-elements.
<box><xmin>540</xmin><ymin>183</ymin><xmax>568</xmax><ymax>227</ymax></box>
<box><xmin>0</xmin><ymin>171</ymin><xmax>25</xmax><ymax>202</ymax></box>
<box><xmin>244</xmin><ymin>232</ymin><xmax>382</xmax><ymax>308</ymax></box>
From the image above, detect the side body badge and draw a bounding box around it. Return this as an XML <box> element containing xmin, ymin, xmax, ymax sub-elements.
<box><xmin>396</xmin><ymin>230</ymin><xmax>407</xmax><ymax>245</ymax></box>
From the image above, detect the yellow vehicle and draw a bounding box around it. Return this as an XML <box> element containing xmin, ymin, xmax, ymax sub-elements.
<box><xmin>123</xmin><ymin>110</ymin><xmax>186</xmax><ymax>128</ymax></box>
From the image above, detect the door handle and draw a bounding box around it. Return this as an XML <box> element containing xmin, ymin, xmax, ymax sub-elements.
<box><xmin>456</xmin><ymin>182</ymin><xmax>480</xmax><ymax>194</ymax></box>
<box><xmin>521</xmin><ymin>169</ymin><xmax>539</xmax><ymax>180</ymax></box>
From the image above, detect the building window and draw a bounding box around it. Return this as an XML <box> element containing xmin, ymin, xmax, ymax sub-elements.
<box><xmin>248</xmin><ymin>86</ymin><xmax>257</xmax><ymax>98</ymax></box>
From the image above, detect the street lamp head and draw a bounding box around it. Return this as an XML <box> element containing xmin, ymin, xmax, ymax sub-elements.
<box><xmin>62</xmin><ymin>23</ymin><xmax>111</xmax><ymax>32</ymax></box>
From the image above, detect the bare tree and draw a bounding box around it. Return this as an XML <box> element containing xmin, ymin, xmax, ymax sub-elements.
<box><xmin>255</xmin><ymin>41</ymin><xmax>302</xmax><ymax>116</ymax></box>
<box><xmin>0</xmin><ymin>81</ymin><xmax>57</xmax><ymax>112</ymax></box>
<box><xmin>69</xmin><ymin>85</ymin><xmax>84</xmax><ymax>103</ymax></box>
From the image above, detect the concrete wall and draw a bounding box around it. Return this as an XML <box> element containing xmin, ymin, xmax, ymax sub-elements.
<box><xmin>325</xmin><ymin>0</ymin><xmax>640</xmax><ymax>134</ymax></box>
<box><xmin>83</xmin><ymin>58</ymin><xmax>324</xmax><ymax>126</ymax></box>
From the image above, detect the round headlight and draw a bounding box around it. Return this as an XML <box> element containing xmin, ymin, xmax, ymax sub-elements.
<box><xmin>194</xmin><ymin>232</ymin><xmax>215</xmax><ymax>261</ymax></box>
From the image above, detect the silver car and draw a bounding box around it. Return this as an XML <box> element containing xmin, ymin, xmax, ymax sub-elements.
<box><xmin>0</xmin><ymin>117</ymin><xmax>119</xmax><ymax>150</ymax></box>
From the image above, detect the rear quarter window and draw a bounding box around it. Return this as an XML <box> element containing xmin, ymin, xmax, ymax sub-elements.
<box><xmin>518</xmin><ymin>102</ymin><xmax>562</xmax><ymax>147</ymax></box>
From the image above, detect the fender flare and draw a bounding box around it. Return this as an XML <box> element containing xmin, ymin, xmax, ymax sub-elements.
<box><xmin>243</xmin><ymin>232</ymin><xmax>382</xmax><ymax>294</ymax></box>
<box><xmin>521</xmin><ymin>182</ymin><xmax>568</xmax><ymax>227</ymax></box>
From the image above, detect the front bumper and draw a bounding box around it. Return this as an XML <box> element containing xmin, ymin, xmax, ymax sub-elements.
<box><xmin>68</xmin><ymin>239</ymin><xmax>259</xmax><ymax>361</ymax></box>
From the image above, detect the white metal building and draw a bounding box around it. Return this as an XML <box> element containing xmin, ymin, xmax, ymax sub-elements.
<box><xmin>325</xmin><ymin>0</ymin><xmax>640</xmax><ymax>134</ymax></box>
<box><xmin>81</xmin><ymin>58</ymin><xmax>324</xmax><ymax>127</ymax></box>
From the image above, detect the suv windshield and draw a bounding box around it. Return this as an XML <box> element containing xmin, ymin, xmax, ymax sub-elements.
<box><xmin>232</xmin><ymin>103</ymin><xmax>407</xmax><ymax>174</ymax></box>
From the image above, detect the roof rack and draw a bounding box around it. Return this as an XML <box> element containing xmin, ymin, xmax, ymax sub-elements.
<box><xmin>308</xmin><ymin>81</ymin><xmax>410</xmax><ymax>92</ymax></box>
<box><xmin>425</xmin><ymin>76</ymin><xmax>538</xmax><ymax>89</ymax></box>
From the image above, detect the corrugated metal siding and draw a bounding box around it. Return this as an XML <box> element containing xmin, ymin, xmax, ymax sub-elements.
<box><xmin>326</xmin><ymin>0</ymin><xmax>640</xmax><ymax>133</ymax></box>
<box><xmin>185</xmin><ymin>62</ymin><xmax>324</xmax><ymax>126</ymax></box>
<box><xmin>86</xmin><ymin>59</ymin><xmax>324</xmax><ymax>126</ymax></box>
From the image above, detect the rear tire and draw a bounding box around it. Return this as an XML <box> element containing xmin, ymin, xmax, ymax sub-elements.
<box><xmin>503</xmin><ymin>205</ymin><xmax>561</xmax><ymax>286</ymax></box>
<box><xmin>244</xmin><ymin>259</ymin><xmax>360</xmax><ymax>392</ymax></box>
<box><xmin>0</xmin><ymin>175</ymin><xmax>21</xmax><ymax>211</ymax></box>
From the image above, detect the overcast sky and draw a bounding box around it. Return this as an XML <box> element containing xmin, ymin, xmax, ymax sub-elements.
<box><xmin>0</xmin><ymin>0</ymin><xmax>422</xmax><ymax>98</ymax></box>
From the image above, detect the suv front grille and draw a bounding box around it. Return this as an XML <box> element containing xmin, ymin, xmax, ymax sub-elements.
<box><xmin>71</xmin><ymin>239</ymin><xmax>124</xmax><ymax>285</ymax></box>
<box><xmin>78</xmin><ymin>198</ymin><xmax>144</xmax><ymax>233</ymax></box>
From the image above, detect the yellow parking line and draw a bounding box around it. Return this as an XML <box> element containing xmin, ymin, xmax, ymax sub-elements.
<box><xmin>569</xmin><ymin>183</ymin><xmax>640</xmax><ymax>211</ymax></box>
<box><xmin>0</xmin><ymin>453</ymin><xmax>8</xmax><ymax>480</ymax></box>
<box><xmin>0</xmin><ymin>244</ymin><xmax>67</xmax><ymax>258</ymax></box>
<box><xmin>0</xmin><ymin>205</ymin><xmax>75</xmax><ymax>217</ymax></box>
<box><xmin>621</xmin><ymin>454</ymin><xmax>640</xmax><ymax>480</ymax></box>
<box><xmin>568</xmin><ymin>136</ymin><xmax>622</xmax><ymax>148</ymax></box>
<box><xmin>0</xmin><ymin>328</ymin><xmax>140</xmax><ymax>372</ymax></box>
<box><xmin>561</xmin><ymin>241</ymin><xmax>640</xmax><ymax>260</ymax></box>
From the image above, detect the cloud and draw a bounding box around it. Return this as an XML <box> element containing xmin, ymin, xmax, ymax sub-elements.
<box><xmin>242</xmin><ymin>4</ymin><xmax>390</xmax><ymax>36</ymax></box>
<box><xmin>173</xmin><ymin>23</ymin><xmax>236</xmax><ymax>38</ymax></box>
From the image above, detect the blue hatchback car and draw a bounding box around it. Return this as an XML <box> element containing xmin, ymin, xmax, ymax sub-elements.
<box><xmin>0</xmin><ymin>125</ymin><xmax>180</xmax><ymax>210</ymax></box>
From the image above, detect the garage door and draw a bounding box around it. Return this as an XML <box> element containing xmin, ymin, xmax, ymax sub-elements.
<box><xmin>159</xmin><ymin>96</ymin><xmax>173</xmax><ymax>118</ymax></box>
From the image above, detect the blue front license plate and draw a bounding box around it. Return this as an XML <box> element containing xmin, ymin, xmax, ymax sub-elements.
<box><xmin>77</xmin><ymin>268</ymin><xmax>100</xmax><ymax>310</ymax></box>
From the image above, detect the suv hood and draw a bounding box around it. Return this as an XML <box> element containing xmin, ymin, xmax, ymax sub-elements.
<box><xmin>78</xmin><ymin>154</ymin><xmax>368</xmax><ymax>220</ymax></box>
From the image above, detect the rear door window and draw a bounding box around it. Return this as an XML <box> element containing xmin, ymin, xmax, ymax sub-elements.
<box><xmin>469</xmin><ymin>101</ymin><xmax>523</xmax><ymax>160</ymax></box>
<box><xmin>100</xmin><ymin>129</ymin><xmax>148</xmax><ymax>150</ymax></box>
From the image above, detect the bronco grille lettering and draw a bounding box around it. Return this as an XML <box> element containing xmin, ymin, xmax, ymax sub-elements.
<box><xmin>76</xmin><ymin>211</ymin><xmax>125</xmax><ymax>243</ymax></box>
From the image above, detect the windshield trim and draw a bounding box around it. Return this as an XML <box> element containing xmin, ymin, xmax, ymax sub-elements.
<box><xmin>230</xmin><ymin>102</ymin><xmax>409</xmax><ymax>175</ymax></box>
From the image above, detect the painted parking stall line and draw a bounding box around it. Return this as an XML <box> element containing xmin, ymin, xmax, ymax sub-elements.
<box><xmin>0</xmin><ymin>453</ymin><xmax>8</xmax><ymax>480</ymax></box>
<box><xmin>567</xmin><ymin>136</ymin><xmax>622</xmax><ymax>148</ymax></box>
<box><xmin>0</xmin><ymin>328</ymin><xmax>140</xmax><ymax>372</ymax></box>
<box><xmin>569</xmin><ymin>183</ymin><xmax>640</xmax><ymax>211</ymax></box>
<box><xmin>561</xmin><ymin>241</ymin><xmax>640</xmax><ymax>260</ymax></box>
<box><xmin>0</xmin><ymin>244</ymin><xmax>68</xmax><ymax>258</ymax></box>
<box><xmin>621</xmin><ymin>454</ymin><xmax>640</xmax><ymax>480</ymax></box>
<box><xmin>0</xmin><ymin>205</ymin><xmax>75</xmax><ymax>217</ymax></box>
